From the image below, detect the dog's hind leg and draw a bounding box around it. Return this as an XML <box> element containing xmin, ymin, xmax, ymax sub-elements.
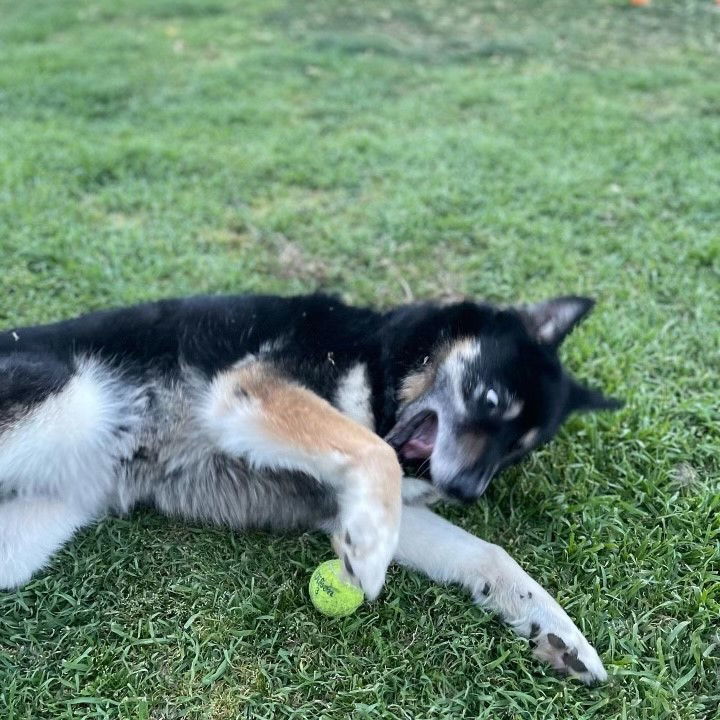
<box><xmin>0</xmin><ymin>498</ymin><xmax>94</xmax><ymax>589</ymax></box>
<box><xmin>0</xmin><ymin>354</ymin><xmax>147</xmax><ymax>589</ymax></box>
<box><xmin>199</xmin><ymin>360</ymin><xmax>403</xmax><ymax>600</ymax></box>
<box><xmin>395</xmin><ymin>504</ymin><xmax>607</xmax><ymax>684</ymax></box>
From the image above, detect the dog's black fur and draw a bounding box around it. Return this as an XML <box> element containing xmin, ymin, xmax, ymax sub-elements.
<box><xmin>0</xmin><ymin>293</ymin><xmax>618</xmax><ymax>501</ymax></box>
<box><xmin>0</xmin><ymin>292</ymin><xmax>620</xmax><ymax>683</ymax></box>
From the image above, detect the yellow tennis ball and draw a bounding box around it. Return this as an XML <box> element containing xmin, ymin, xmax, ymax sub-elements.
<box><xmin>309</xmin><ymin>559</ymin><xmax>364</xmax><ymax>617</ymax></box>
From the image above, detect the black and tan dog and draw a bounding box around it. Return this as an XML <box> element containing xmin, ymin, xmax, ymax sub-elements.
<box><xmin>0</xmin><ymin>293</ymin><xmax>620</xmax><ymax>682</ymax></box>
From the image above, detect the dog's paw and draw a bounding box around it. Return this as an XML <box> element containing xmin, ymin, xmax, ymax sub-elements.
<box><xmin>332</xmin><ymin>501</ymin><xmax>399</xmax><ymax>601</ymax></box>
<box><xmin>524</xmin><ymin>615</ymin><xmax>607</xmax><ymax>684</ymax></box>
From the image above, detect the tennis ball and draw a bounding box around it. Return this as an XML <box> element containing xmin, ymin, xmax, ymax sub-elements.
<box><xmin>309</xmin><ymin>559</ymin><xmax>364</xmax><ymax>617</ymax></box>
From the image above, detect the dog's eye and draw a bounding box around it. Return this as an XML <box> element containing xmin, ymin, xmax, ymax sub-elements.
<box><xmin>485</xmin><ymin>388</ymin><xmax>499</xmax><ymax>409</ymax></box>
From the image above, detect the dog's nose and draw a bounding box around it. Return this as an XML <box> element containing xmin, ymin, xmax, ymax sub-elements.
<box><xmin>445</xmin><ymin>468</ymin><xmax>493</xmax><ymax>503</ymax></box>
<box><xmin>446</xmin><ymin>482</ymin><xmax>476</xmax><ymax>503</ymax></box>
<box><xmin>445</xmin><ymin>473</ymin><xmax>480</xmax><ymax>503</ymax></box>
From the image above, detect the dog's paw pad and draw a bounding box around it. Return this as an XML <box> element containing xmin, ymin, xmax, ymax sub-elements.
<box><xmin>530</xmin><ymin>624</ymin><xmax>607</xmax><ymax>684</ymax></box>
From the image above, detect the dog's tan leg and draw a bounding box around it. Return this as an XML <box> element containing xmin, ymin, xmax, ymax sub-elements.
<box><xmin>199</xmin><ymin>360</ymin><xmax>402</xmax><ymax>599</ymax></box>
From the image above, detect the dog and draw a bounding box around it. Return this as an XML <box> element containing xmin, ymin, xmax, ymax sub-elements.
<box><xmin>0</xmin><ymin>292</ymin><xmax>620</xmax><ymax>682</ymax></box>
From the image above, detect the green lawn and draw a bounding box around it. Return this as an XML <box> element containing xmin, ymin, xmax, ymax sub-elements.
<box><xmin>1</xmin><ymin>0</ymin><xmax>719</xmax><ymax>717</ymax></box>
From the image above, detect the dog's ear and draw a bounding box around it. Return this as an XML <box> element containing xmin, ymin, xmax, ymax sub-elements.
<box><xmin>520</xmin><ymin>296</ymin><xmax>595</xmax><ymax>347</ymax></box>
<box><xmin>566</xmin><ymin>379</ymin><xmax>623</xmax><ymax>413</ymax></box>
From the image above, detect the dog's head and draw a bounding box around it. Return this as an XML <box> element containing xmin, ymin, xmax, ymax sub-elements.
<box><xmin>385</xmin><ymin>296</ymin><xmax>621</xmax><ymax>502</ymax></box>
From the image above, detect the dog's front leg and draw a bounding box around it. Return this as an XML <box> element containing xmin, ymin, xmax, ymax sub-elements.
<box><xmin>395</xmin><ymin>504</ymin><xmax>607</xmax><ymax>683</ymax></box>
<box><xmin>200</xmin><ymin>360</ymin><xmax>402</xmax><ymax>599</ymax></box>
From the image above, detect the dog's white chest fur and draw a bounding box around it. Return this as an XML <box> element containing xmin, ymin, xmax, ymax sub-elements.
<box><xmin>334</xmin><ymin>363</ymin><xmax>374</xmax><ymax>429</ymax></box>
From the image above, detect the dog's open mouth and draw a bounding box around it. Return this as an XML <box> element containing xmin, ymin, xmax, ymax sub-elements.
<box><xmin>386</xmin><ymin>410</ymin><xmax>438</xmax><ymax>460</ymax></box>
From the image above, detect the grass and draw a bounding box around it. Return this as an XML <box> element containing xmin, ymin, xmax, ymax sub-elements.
<box><xmin>0</xmin><ymin>0</ymin><xmax>718</xmax><ymax>717</ymax></box>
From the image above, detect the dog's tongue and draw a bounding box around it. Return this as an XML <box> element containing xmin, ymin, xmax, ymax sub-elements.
<box><xmin>401</xmin><ymin>414</ymin><xmax>438</xmax><ymax>460</ymax></box>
